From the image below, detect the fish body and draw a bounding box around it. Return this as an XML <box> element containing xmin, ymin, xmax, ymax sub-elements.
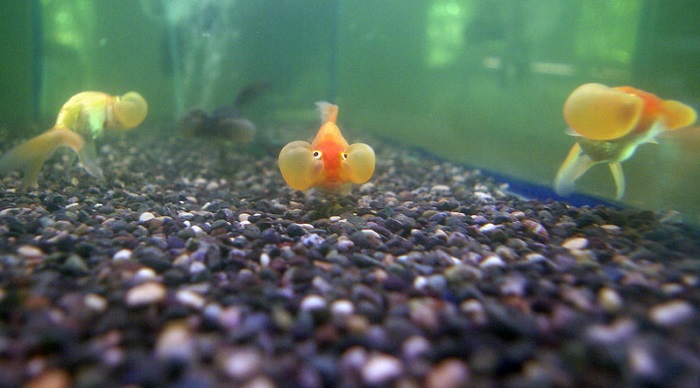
<box><xmin>278</xmin><ymin>102</ymin><xmax>375</xmax><ymax>194</ymax></box>
<box><xmin>554</xmin><ymin>83</ymin><xmax>696</xmax><ymax>199</ymax></box>
<box><xmin>0</xmin><ymin>91</ymin><xmax>147</xmax><ymax>188</ymax></box>
<box><xmin>180</xmin><ymin>82</ymin><xmax>269</xmax><ymax>144</ymax></box>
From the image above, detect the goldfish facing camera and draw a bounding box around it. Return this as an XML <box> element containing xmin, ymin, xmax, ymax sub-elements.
<box><xmin>278</xmin><ymin>102</ymin><xmax>375</xmax><ymax>195</ymax></box>
<box><xmin>554</xmin><ymin>83</ymin><xmax>697</xmax><ymax>200</ymax></box>
<box><xmin>0</xmin><ymin>91</ymin><xmax>148</xmax><ymax>188</ymax></box>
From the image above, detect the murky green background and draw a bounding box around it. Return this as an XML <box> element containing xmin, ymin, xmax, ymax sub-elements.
<box><xmin>2</xmin><ymin>0</ymin><xmax>699</xmax><ymax>220</ymax></box>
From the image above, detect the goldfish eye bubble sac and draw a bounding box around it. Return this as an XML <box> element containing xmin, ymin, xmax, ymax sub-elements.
<box><xmin>278</xmin><ymin>140</ymin><xmax>323</xmax><ymax>191</ymax></box>
<box><xmin>343</xmin><ymin>143</ymin><xmax>375</xmax><ymax>184</ymax></box>
<box><xmin>115</xmin><ymin>92</ymin><xmax>148</xmax><ymax>129</ymax></box>
<box><xmin>564</xmin><ymin>83</ymin><xmax>643</xmax><ymax>141</ymax></box>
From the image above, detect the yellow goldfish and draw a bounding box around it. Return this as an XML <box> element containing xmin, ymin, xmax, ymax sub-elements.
<box><xmin>554</xmin><ymin>83</ymin><xmax>696</xmax><ymax>200</ymax></box>
<box><xmin>278</xmin><ymin>102</ymin><xmax>375</xmax><ymax>194</ymax></box>
<box><xmin>0</xmin><ymin>91</ymin><xmax>147</xmax><ymax>188</ymax></box>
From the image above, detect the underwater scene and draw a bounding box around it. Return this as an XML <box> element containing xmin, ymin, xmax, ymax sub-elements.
<box><xmin>1</xmin><ymin>0</ymin><xmax>700</xmax><ymax>386</ymax></box>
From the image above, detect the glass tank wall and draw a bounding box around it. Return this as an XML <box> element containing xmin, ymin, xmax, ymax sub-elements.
<box><xmin>2</xmin><ymin>0</ymin><xmax>699</xmax><ymax>220</ymax></box>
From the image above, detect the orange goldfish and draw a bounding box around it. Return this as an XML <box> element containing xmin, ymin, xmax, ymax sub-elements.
<box><xmin>554</xmin><ymin>83</ymin><xmax>696</xmax><ymax>200</ymax></box>
<box><xmin>0</xmin><ymin>91</ymin><xmax>147</xmax><ymax>188</ymax></box>
<box><xmin>278</xmin><ymin>102</ymin><xmax>375</xmax><ymax>194</ymax></box>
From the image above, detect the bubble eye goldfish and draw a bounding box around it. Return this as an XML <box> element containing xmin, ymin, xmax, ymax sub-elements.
<box><xmin>278</xmin><ymin>102</ymin><xmax>375</xmax><ymax>194</ymax></box>
<box><xmin>554</xmin><ymin>83</ymin><xmax>696</xmax><ymax>200</ymax></box>
<box><xmin>0</xmin><ymin>91</ymin><xmax>148</xmax><ymax>188</ymax></box>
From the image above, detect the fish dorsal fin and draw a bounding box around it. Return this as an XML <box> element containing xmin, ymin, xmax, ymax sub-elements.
<box><xmin>316</xmin><ymin>101</ymin><xmax>338</xmax><ymax>124</ymax></box>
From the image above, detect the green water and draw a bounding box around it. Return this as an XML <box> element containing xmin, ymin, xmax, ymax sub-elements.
<box><xmin>2</xmin><ymin>0</ymin><xmax>700</xmax><ymax>220</ymax></box>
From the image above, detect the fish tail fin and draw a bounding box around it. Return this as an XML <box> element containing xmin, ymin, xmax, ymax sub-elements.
<box><xmin>609</xmin><ymin>162</ymin><xmax>625</xmax><ymax>200</ymax></box>
<box><xmin>0</xmin><ymin>127</ymin><xmax>85</xmax><ymax>188</ymax></box>
<box><xmin>554</xmin><ymin>143</ymin><xmax>595</xmax><ymax>197</ymax></box>
<box><xmin>315</xmin><ymin>101</ymin><xmax>338</xmax><ymax>124</ymax></box>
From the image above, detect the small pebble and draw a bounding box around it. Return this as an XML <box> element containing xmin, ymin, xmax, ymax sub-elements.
<box><xmin>84</xmin><ymin>293</ymin><xmax>108</xmax><ymax>312</ymax></box>
<box><xmin>649</xmin><ymin>300</ymin><xmax>694</xmax><ymax>327</ymax></box>
<box><xmin>220</xmin><ymin>348</ymin><xmax>261</xmax><ymax>380</ymax></box>
<box><xmin>113</xmin><ymin>249</ymin><xmax>132</xmax><ymax>261</ymax></box>
<box><xmin>480</xmin><ymin>255</ymin><xmax>505</xmax><ymax>269</ymax></box>
<box><xmin>176</xmin><ymin>289</ymin><xmax>207</xmax><ymax>309</ymax></box>
<box><xmin>17</xmin><ymin>245</ymin><xmax>45</xmax><ymax>259</ymax></box>
<box><xmin>598</xmin><ymin>287</ymin><xmax>623</xmax><ymax>313</ymax></box>
<box><xmin>126</xmin><ymin>282</ymin><xmax>167</xmax><ymax>307</ymax></box>
<box><xmin>139</xmin><ymin>212</ymin><xmax>155</xmax><ymax>222</ymax></box>
<box><xmin>562</xmin><ymin>237</ymin><xmax>588</xmax><ymax>250</ymax></box>
<box><xmin>132</xmin><ymin>268</ymin><xmax>158</xmax><ymax>282</ymax></box>
<box><xmin>425</xmin><ymin>359</ymin><xmax>470</xmax><ymax>388</ymax></box>
<box><xmin>362</xmin><ymin>353</ymin><xmax>403</xmax><ymax>385</ymax></box>
<box><xmin>155</xmin><ymin>324</ymin><xmax>195</xmax><ymax>362</ymax></box>
<box><xmin>300</xmin><ymin>294</ymin><xmax>327</xmax><ymax>311</ymax></box>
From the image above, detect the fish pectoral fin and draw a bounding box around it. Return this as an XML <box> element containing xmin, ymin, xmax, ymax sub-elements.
<box><xmin>278</xmin><ymin>140</ymin><xmax>323</xmax><ymax>191</ymax></box>
<box><xmin>0</xmin><ymin>127</ymin><xmax>85</xmax><ymax>188</ymax></box>
<box><xmin>554</xmin><ymin>142</ymin><xmax>595</xmax><ymax>197</ymax></box>
<box><xmin>608</xmin><ymin>162</ymin><xmax>625</xmax><ymax>200</ymax></box>
<box><xmin>343</xmin><ymin>143</ymin><xmax>375</xmax><ymax>184</ymax></box>
<box><xmin>75</xmin><ymin>139</ymin><xmax>104</xmax><ymax>180</ymax></box>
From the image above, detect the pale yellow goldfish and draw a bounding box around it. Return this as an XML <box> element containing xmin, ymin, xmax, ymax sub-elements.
<box><xmin>278</xmin><ymin>102</ymin><xmax>375</xmax><ymax>194</ymax></box>
<box><xmin>0</xmin><ymin>91</ymin><xmax>147</xmax><ymax>188</ymax></box>
<box><xmin>554</xmin><ymin>83</ymin><xmax>696</xmax><ymax>200</ymax></box>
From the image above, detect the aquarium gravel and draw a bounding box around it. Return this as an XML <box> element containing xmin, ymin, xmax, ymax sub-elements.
<box><xmin>1</xmin><ymin>132</ymin><xmax>699</xmax><ymax>387</ymax></box>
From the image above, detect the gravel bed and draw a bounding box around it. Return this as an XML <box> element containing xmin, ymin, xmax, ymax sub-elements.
<box><xmin>1</xmin><ymin>131</ymin><xmax>699</xmax><ymax>387</ymax></box>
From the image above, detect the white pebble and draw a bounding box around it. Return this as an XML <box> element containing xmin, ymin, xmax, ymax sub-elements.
<box><xmin>189</xmin><ymin>261</ymin><xmax>207</xmax><ymax>274</ymax></box>
<box><xmin>362</xmin><ymin>354</ymin><xmax>403</xmax><ymax>385</ymax></box>
<box><xmin>336</xmin><ymin>236</ymin><xmax>355</xmax><ymax>251</ymax></box>
<box><xmin>176</xmin><ymin>289</ymin><xmax>206</xmax><ymax>309</ymax></box>
<box><xmin>17</xmin><ymin>245</ymin><xmax>44</xmax><ymax>258</ymax></box>
<box><xmin>402</xmin><ymin>335</ymin><xmax>431</xmax><ymax>360</ymax></box>
<box><xmin>479</xmin><ymin>223</ymin><xmax>500</xmax><ymax>233</ymax></box>
<box><xmin>260</xmin><ymin>252</ymin><xmax>271</xmax><ymax>267</ymax></box>
<box><xmin>155</xmin><ymin>324</ymin><xmax>195</xmax><ymax>362</ymax></box>
<box><xmin>126</xmin><ymin>282</ymin><xmax>167</xmax><ymax>307</ymax></box>
<box><xmin>331</xmin><ymin>300</ymin><xmax>354</xmax><ymax>317</ymax></box>
<box><xmin>562</xmin><ymin>237</ymin><xmax>588</xmax><ymax>250</ymax></box>
<box><xmin>601</xmin><ymin>224</ymin><xmax>621</xmax><ymax>234</ymax></box>
<box><xmin>649</xmin><ymin>300</ymin><xmax>694</xmax><ymax>327</ymax></box>
<box><xmin>361</xmin><ymin>229</ymin><xmax>381</xmax><ymax>239</ymax></box>
<box><xmin>238</xmin><ymin>213</ymin><xmax>250</xmax><ymax>222</ymax></box>
<box><xmin>329</xmin><ymin>216</ymin><xmax>341</xmax><ymax>222</ymax></box>
<box><xmin>628</xmin><ymin>343</ymin><xmax>658</xmax><ymax>377</ymax></box>
<box><xmin>139</xmin><ymin>212</ymin><xmax>155</xmax><ymax>222</ymax></box>
<box><xmin>587</xmin><ymin>318</ymin><xmax>637</xmax><ymax>343</ymax></box>
<box><xmin>525</xmin><ymin>253</ymin><xmax>546</xmax><ymax>263</ymax></box>
<box><xmin>300</xmin><ymin>294</ymin><xmax>327</xmax><ymax>311</ymax></box>
<box><xmin>430</xmin><ymin>184</ymin><xmax>451</xmax><ymax>195</ymax></box>
<box><xmin>132</xmin><ymin>268</ymin><xmax>157</xmax><ymax>282</ymax></box>
<box><xmin>221</xmin><ymin>348</ymin><xmax>261</xmax><ymax>380</ymax></box>
<box><xmin>113</xmin><ymin>249</ymin><xmax>132</xmax><ymax>261</ymax></box>
<box><xmin>84</xmin><ymin>293</ymin><xmax>107</xmax><ymax>312</ymax></box>
<box><xmin>480</xmin><ymin>255</ymin><xmax>505</xmax><ymax>268</ymax></box>
<box><xmin>598</xmin><ymin>287</ymin><xmax>623</xmax><ymax>313</ymax></box>
<box><xmin>301</xmin><ymin>233</ymin><xmax>325</xmax><ymax>248</ymax></box>
<box><xmin>413</xmin><ymin>276</ymin><xmax>428</xmax><ymax>290</ymax></box>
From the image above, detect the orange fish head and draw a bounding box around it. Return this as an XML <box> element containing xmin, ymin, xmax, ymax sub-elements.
<box><xmin>278</xmin><ymin>104</ymin><xmax>375</xmax><ymax>193</ymax></box>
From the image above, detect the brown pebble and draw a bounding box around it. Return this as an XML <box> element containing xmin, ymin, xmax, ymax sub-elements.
<box><xmin>26</xmin><ymin>369</ymin><xmax>71</xmax><ymax>388</ymax></box>
<box><xmin>425</xmin><ymin>359</ymin><xmax>470</xmax><ymax>388</ymax></box>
